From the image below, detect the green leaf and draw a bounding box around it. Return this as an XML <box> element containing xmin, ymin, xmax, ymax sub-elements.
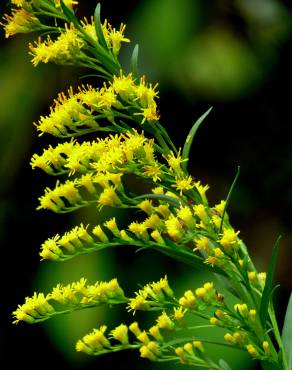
<box><xmin>219</xmin><ymin>359</ymin><xmax>232</xmax><ymax>370</ymax></box>
<box><xmin>259</xmin><ymin>235</ymin><xmax>282</xmax><ymax>327</ymax></box>
<box><xmin>94</xmin><ymin>3</ymin><xmax>108</xmax><ymax>50</ymax></box>
<box><xmin>260</xmin><ymin>360</ymin><xmax>281</xmax><ymax>370</ymax></box>
<box><xmin>130</xmin><ymin>44</ymin><xmax>139</xmax><ymax>80</ymax></box>
<box><xmin>60</xmin><ymin>0</ymin><xmax>79</xmax><ymax>28</ymax></box>
<box><xmin>182</xmin><ymin>107</ymin><xmax>212</xmax><ymax>171</ymax></box>
<box><xmin>282</xmin><ymin>292</ymin><xmax>292</xmax><ymax>370</ymax></box>
<box><xmin>219</xmin><ymin>166</ymin><xmax>240</xmax><ymax>233</ymax></box>
<box><xmin>157</xmin><ymin>240</ymin><xmax>228</xmax><ymax>276</ymax></box>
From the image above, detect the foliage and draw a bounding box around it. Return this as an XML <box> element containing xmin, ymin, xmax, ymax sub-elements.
<box><xmin>2</xmin><ymin>1</ymin><xmax>290</xmax><ymax>369</ymax></box>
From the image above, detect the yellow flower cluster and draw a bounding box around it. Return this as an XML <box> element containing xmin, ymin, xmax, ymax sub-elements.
<box><xmin>80</xmin><ymin>18</ymin><xmax>130</xmax><ymax>55</ymax></box>
<box><xmin>76</xmin><ymin>305</ymin><xmax>210</xmax><ymax>365</ymax></box>
<box><xmin>175</xmin><ymin>341</ymin><xmax>204</xmax><ymax>365</ymax></box>
<box><xmin>28</xmin><ymin>18</ymin><xmax>129</xmax><ymax>68</ymax></box>
<box><xmin>1</xmin><ymin>8</ymin><xmax>41</xmax><ymax>38</ymax></box>
<box><xmin>128</xmin><ymin>276</ymin><xmax>174</xmax><ymax>312</ymax></box>
<box><xmin>29</xmin><ymin>25</ymin><xmax>83</xmax><ymax>67</ymax></box>
<box><xmin>32</xmin><ymin>73</ymin><xmax>159</xmax><ymax>138</ymax></box>
<box><xmin>34</xmin><ymin>133</ymin><xmax>164</xmax><ymax>213</ymax></box>
<box><xmin>207</xmin><ymin>302</ymin><xmax>273</xmax><ymax>361</ymax></box>
<box><xmin>13</xmin><ymin>278</ymin><xmax>126</xmax><ymax>324</ymax></box>
<box><xmin>103</xmin><ymin>21</ymin><xmax>130</xmax><ymax>55</ymax></box>
<box><xmin>178</xmin><ymin>282</ymin><xmax>221</xmax><ymax>311</ymax></box>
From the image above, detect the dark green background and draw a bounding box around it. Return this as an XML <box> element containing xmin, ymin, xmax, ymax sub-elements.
<box><xmin>1</xmin><ymin>1</ymin><xmax>292</xmax><ymax>369</ymax></box>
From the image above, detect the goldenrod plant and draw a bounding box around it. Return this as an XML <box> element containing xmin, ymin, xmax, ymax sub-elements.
<box><xmin>3</xmin><ymin>1</ymin><xmax>292</xmax><ymax>369</ymax></box>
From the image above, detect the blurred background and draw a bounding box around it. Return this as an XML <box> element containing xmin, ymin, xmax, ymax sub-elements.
<box><xmin>1</xmin><ymin>0</ymin><xmax>292</xmax><ymax>369</ymax></box>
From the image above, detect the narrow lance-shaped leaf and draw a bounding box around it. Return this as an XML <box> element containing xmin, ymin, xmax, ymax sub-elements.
<box><xmin>219</xmin><ymin>359</ymin><xmax>232</xmax><ymax>370</ymax></box>
<box><xmin>219</xmin><ymin>166</ymin><xmax>240</xmax><ymax>234</ymax></box>
<box><xmin>94</xmin><ymin>3</ymin><xmax>108</xmax><ymax>50</ymax></box>
<box><xmin>259</xmin><ymin>235</ymin><xmax>282</xmax><ymax>327</ymax></box>
<box><xmin>282</xmin><ymin>292</ymin><xmax>292</xmax><ymax>370</ymax></box>
<box><xmin>182</xmin><ymin>107</ymin><xmax>212</xmax><ymax>172</ymax></box>
<box><xmin>60</xmin><ymin>0</ymin><xmax>80</xmax><ymax>28</ymax></box>
<box><xmin>130</xmin><ymin>44</ymin><xmax>139</xmax><ymax>80</ymax></box>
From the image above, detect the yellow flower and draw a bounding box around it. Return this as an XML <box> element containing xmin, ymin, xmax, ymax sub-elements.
<box><xmin>11</xmin><ymin>0</ymin><xmax>29</xmax><ymax>7</ymax></box>
<box><xmin>173</xmin><ymin>175</ymin><xmax>194</xmax><ymax>194</ymax></box>
<box><xmin>152</xmin><ymin>186</ymin><xmax>164</xmax><ymax>195</ymax></box>
<box><xmin>135</xmin><ymin>76</ymin><xmax>159</xmax><ymax>108</ymax></box>
<box><xmin>92</xmin><ymin>225</ymin><xmax>109</xmax><ymax>243</ymax></box>
<box><xmin>104</xmin><ymin>22</ymin><xmax>130</xmax><ymax>55</ymax></box>
<box><xmin>150</xmin><ymin>230</ymin><xmax>165</xmax><ymax>244</ymax></box>
<box><xmin>98</xmin><ymin>186</ymin><xmax>121</xmax><ymax>207</ymax></box>
<box><xmin>137</xmin><ymin>199</ymin><xmax>153</xmax><ymax>215</ymax></box>
<box><xmin>193</xmin><ymin>341</ymin><xmax>204</xmax><ymax>351</ymax></box>
<box><xmin>54</xmin><ymin>0</ymin><xmax>78</xmax><ymax>8</ymax></box>
<box><xmin>246</xmin><ymin>344</ymin><xmax>257</xmax><ymax>357</ymax></box>
<box><xmin>165</xmin><ymin>216</ymin><xmax>183</xmax><ymax>241</ymax></box>
<box><xmin>247</xmin><ymin>270</ymin><xmax>256</xmax><ymax>281</ymax></box>
<box><xmin>75</xmin><ymin>340</ymin><xmax>93</xmax><ymax>355</ymax></box>
<box><xmin>35</xmin><ymin>88</ymin><xmax>96</xmax><ymax>137</ymax></box>
<box><xmin>212</xmin><ymin>214</ymin><xmax>221</xmax><ymax>229</ymax></box>
<box><xmin>234</xmin><ymin>303</ymin><xmax>249</xmax><ymax>318</ymax></box>
<box><xmin>210</xmin><ymin>317</ymin><xmax>220</xmax><ymax>326</ymax></box>
<box><xmin>175</xmin><ymin>346</ymin><xmax>186</xmax><ymax>363</ymax></box>
<box><xmin>129</xmin><ymin>322</ymin><xmax>142</xmax><ymax>337</ymax></box>
<box><xmin>178</xmin><ymin>290</ymin><xmax>196</xmax><ymax>308</ymax></box>
<box><xmin>139</xmin><ymin>345</ymin><xmax>157</xmax><ymax>361</ymax></box>
<box><xmin>13</xmin><ymin>293</ymin><xmax>55</xmax><ymax>324</ymax></box>
<box><xmin>137</xmin><ymin>104</ymin><xmax>160</xmax><ymax>124</ymax></box>
<box><xmin>82</xmin><ymin>326</ymin><xmax>111</xmax><ymax>350</ymax></box>
<box><xmin>149</xmin><ymin>325</ymin><xmax>163</xmax><ymax>341</ymax></box>
<box><xmin>137</xmin><ymin>330</ymin><xmax>150</xmax><ymax>344</ymax></box>
<box><xmin>173</xmin><ymin>306</ymin><xmax>186</xmax><ymax>320</ymax></box>
<box><xmin>165</xmin><ymin>150</ymin><xmax>184</xmax><ymax>173</ymax></box>
<box><xmin>111</xmin><ymin>72</ymin><xmax>136</xmax><ymax>99</ymax></box>
<box><xmin>128</xmin><ymin>291</ymin><xmax>150</xmax><ymax>312</ymax></box>
<box><xmin>219</xmin><ymin>228</ymin><xmax>239</xmax><ymax>250</ymax></box>
<box><xmin>194</xmin><ymin>236</ymin><xmax>210</xmax><ymax>252</ymax></box>
<box><xmin>29</xmin><ymin>25</ymin><xmax>83</xmax><ymax>67</ymax></box>
<box><xmin>262</xmin><ymin>341</ymin><xmax>270</xmax><ymax>353</ymax></box>
<box><xmin>128</xmin><ymin>221</ymin><xmax>149</xmax><ymax>241</ymax></box>
<box><xmin>156</xmin><ymin>311</ymin><xmax>174</xmax><ymax>330</ymax></box>
<box><xmin>144</xmin><ymin>215</ymin><xmax>163</xmax><ymax>230</ymax></box>
<box><xmin>249</xmin><ymin>309</ymin><xmax>256</xmax><ymax>322</ymax></box>
<box><xmin>120</xmin><ymin>230</ymin><xmax>133</xmax><ymax>242</ymax></box>
<box><xmin>40</xmin><ymin>235</ymin><xmax>63</xmax><ymax>261</ymax></box>
<box><xmin>177</xmin><ymin>206</ymin><xmax>194</xmax><ymax>227</ymax></box>
<box><xmin>110</xmin><ymin>324</ymin><xmax>129</xmax><ymax>344</ymax></box>
<box><xmin>194</xmin><ymin>180</ymin><xmax>209</xmax><ymax>199</ymax></box>
<box><xmin>193</xmin><ymin>204</ymin><xmax>208</xmax><ymax>221</ymax></box>
<box><xmin>143</xmin><ymin>164</ymin><xmax>162</xmax><ymax>182</ymax></box>
<box><xmin>214</xmin><ymin>200</ymin><xmax>226</xmax><ymax>216</ymax></box>
<box><xmin>2</xmin><ymin>9</ymin><xmax>41</xmax><ymax>38</ymax></box>
<box><xmin>104</xmin><ymin>217</ymin><xmax>120</xmax><ymax>237</ymax></box>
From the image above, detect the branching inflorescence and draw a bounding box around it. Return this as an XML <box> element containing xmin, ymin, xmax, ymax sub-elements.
<box><xmin>3</xmin><ymin>1</ymin><xmax>290</xmax><ymax>369</ymax></box>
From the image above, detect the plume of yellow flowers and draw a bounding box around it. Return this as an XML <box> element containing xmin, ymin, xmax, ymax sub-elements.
<box><xmin>3</xmin><ymin>1</ymin><xmax>288</xmax><ymax>369</ymax></box>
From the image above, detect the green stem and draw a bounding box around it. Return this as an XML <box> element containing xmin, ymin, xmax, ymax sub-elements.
<box><xmin>155</xmin><ymin>131</ymin><xmax>171</xmax><ymax>154</ymax></box>
<box><xmin>269</xmin><ymin>303</ymin><xmax>289</xmax><ymax>370</ymax></box>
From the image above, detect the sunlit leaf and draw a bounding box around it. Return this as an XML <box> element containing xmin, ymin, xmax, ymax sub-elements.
<box><xmin>130</xmin><ymin>44</ymin><xmax>139</xmax><ymax>80</ymax></box>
